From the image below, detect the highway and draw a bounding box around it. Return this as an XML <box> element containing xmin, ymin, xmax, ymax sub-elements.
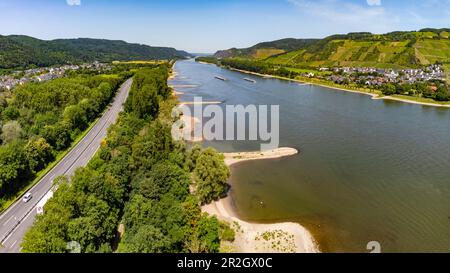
<box><xmin>0</xmin><ymin>78</ymin><xmax>133</xmax><ymax>253</ymax></box>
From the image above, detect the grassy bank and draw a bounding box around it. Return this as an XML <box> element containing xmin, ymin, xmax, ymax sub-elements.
<box><xmin>387</xmin><ymin>94</ymin><xmax>450</xmax><ymax>107</ymax></box>
<box><xmin>295</xmin><ymin>76</ymin><xmax>450</xmax><ymax>107</ymax></box>
<box><xmin>227</xmin><ymin>66</ymin><xmax>381</xmax><ymax>97</ymax></box>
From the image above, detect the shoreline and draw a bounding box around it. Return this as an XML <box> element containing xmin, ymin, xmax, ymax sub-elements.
<box><xmin>202</xmin><ymin>148</ymin><xmax>320</xmax><ymax>253</ymax></box>
<box><xmin>372</xmin><ymin>95</ymin><xmax>450</xmax><ymax>108</ymax></box>
<box><xmin>223</xmin><ymin>147</ymin><xmax>299</xmax><ymax>166</ymax></box>
<box><xmin>178</xmin><ymin>115</ymin><xmax>203</xmax><ymax>142</ymax></box>
<box><xmin>168</xmin><ymin>71</ymin><xmax>178</xmax><ymax>80</ymax></box>
<box><xmin>169</xmin><ymin>84</ymin><xmax>199</xmax><ymax>88</ymax></box>
<box><xmin>171</xmin><ymin>63</ymin><xmax>319</xmax><ymax>252</ymax></box>
<box><xmin>226</xmin><ymin>67</ymin><xmax>450</xmax><ymax>109</ymax></box>
<box><xmin>179</xmin><ymin>101</ymin><xmax>223</xmax><ymax>106</ymax></box>
<box><xmin>175</xmin><ymin>60</ymin><xmax>450</xmax><ymax>253</ymax></box>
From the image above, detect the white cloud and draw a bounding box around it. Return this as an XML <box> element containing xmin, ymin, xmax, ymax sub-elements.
<box><xmin>367</xmin><ymin>0</ymin><xmax>381</xmax><ymax>6</ymax></box>
<box><xmin>66</xmin><ymin>0</ymin><xmax>81</xmax><ymax>6</ymax></box>
<box><xmin>287</xmin><ymin>0</ymin><xmax>397</xmax><ymax>34</ymax></box>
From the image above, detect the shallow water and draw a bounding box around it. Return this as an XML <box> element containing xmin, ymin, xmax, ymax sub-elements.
<box><xmin>170</xmin><ymin>59</ymin><xmax>450</xmax><ymax>253</ymax></box>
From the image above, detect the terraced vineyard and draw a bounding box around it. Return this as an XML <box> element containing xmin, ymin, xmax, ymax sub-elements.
<box><xmin>215</xmin><ymin>29</ymin><xmax>450</xmax><ymax>70</ymax></box>
<box><xmin>267</xmin><ymin>39</ymin><xmax>450</xmax><ymax>69</ymax></box>
<box><xmin>252</xmin><ymin>48</ymin><xmax>286</xmax><ymax>59</ymax></box>
<box><xmin>415</xmin><ymin>39</ymin><xmax>450</xmax><ymax>65</ymax></box>
<box><xmin>444</xmin><ymin>64</ymin><xmax>450</xmax><ymax>82</ymax></box>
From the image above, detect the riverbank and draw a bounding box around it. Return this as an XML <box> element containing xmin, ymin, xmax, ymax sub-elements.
<box><xmin>373</xmin><ymin>95</ymin><xmax>450</xmax><ymax>108</ymax></box>
<box><xmin>170</xmin><ymin>63</ymin><xmax>320</xmax><ymax>252</ymax></box>
<box><xmin>168</xmin><ymin>71</ymin><xmax>178</xmax><ymax>80</ymax></box>
<box><xmin>172</xmin><ymin>59</ymin><xmax>450</xmax><ymax>252</ymax></box>
<box><xmin>179</xmin><ymin>101</ymin><xmax>223</xmax><ymax>106</ymax></box>
<box><xmin>223</xmin><ymin>147</ymin><xmax>299</xmax><ymax>166</ymax></box>
<box><xmin>178</xmin><ymin>115</ymin><xmax>203</xmax><ymax>142</ymax></box>
<box><xmin>202</xmin><ymin>148</ymin><xmax>320</xmax><ymax>253</ymax></box>
<box><xmin>226</xmin><ymin>66</ymin><xmax>450</xmax><ymax>108</ymax></box>
<box><xmin>169</xmin><ymin>84</ymin><xmax>199</xmax><ymax>88</ymax></box>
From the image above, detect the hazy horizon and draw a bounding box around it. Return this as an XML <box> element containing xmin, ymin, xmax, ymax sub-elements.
<box><xmin>0</xmin><ymin>0</ymin><xmax>449</xmax><ymax>53</ymax></box>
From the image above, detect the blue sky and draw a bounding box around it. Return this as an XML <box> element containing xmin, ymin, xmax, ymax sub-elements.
<box><xmin>0</xmin><ymin>0</ymin><xmax>449</xmax><ymax>53</ymax></box>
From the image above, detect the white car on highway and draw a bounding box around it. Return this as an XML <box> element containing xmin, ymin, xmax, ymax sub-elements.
<box><xmin>22</xmin><ymin>193</ymin><xmax>32</xmax><ymax>203</ymax></box>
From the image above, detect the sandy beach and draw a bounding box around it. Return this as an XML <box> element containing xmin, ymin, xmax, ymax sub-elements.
<box><xmin>168</xmin><ymin>71</ymin><xmax>178</xmax><ymax>80</ymax></box>
<box><xmin>178</xmin><ymin>115</ymin><xmax>203</xmax><ymax>142</ymax></box>
<box><xmin>179</xmin><ymin>101</ymin><xmax>223</xmax><ymax>106</ymax></box>
<box><xmin>198</xmin><ymin>61</ymin><xmax>215</xmax><ymax>65</ymax></box>
<box><xmin>202</xmin><ymin>148</ymin><xmax>320</xmax><ymax>253</ymax></box>
<box><xmin>223</xmin><ymin>147</ymin><xmax>299</xmax><ymax>166</ymax></box>
<box><xmin>372</xmin><ymin>95</ymin><xmax>450</xmax><ymax>108</ymax></box>
<box><xmin>169</xmin><ymin>84</ymin><xmax>199</xmax><ymax>88</ymax></box>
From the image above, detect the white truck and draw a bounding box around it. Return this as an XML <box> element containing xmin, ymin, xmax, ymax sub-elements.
<box><xmin>36</xmin><ymin>190</ymin><xmax>54</xmax><ymax>215</ymax></box>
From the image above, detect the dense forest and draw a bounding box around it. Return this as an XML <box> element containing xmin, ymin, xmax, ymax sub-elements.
<box><xmin>0</xmin><ymin>68</ymin><xmax>129</xmax><ymax>209</ymax></box>
<box><xmin>21</xmin><ymin>66</ymin><xmax>233</xmax><ymax>253</ymax></box>
<box><xmin>0</xmin><ymin>35</ymin><xmax>191</xmax><ymax>69</ymax></box>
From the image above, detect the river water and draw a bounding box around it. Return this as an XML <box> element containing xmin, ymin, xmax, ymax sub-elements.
<box><xmin>170</xmin><ymin>59</ymin><xmax>450</xmax><ymax>252</ymax></box>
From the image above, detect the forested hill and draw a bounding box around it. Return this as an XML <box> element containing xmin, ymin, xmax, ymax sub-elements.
<box><xmin>214</xmin><ymin>38</ymin><xmax>319</xmax><ymax>59</ymax></box>
<box><xmin>0</xmin><ymin>35</ymin><xmax>191</xmax><ymax>69</ymax></box>
<box><xmin>214</xmin><ymin>28</ymin><xmax>450</xmax><ymax>68</ymax></box>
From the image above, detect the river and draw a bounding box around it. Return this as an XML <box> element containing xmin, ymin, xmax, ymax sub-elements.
<box><xmin>170</xmin><ymin>59</ymin><xmax>450</xmax><ymax>253</ymax></box>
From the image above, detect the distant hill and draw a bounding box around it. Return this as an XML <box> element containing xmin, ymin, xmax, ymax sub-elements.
<box><xmin>0</xmin><ymin>35</ymin><xmax>191</xmax><ymax>69</ymax></box>
<box><xmin>214</xmin><ymin>38</ymin><xmax>318</xmax><ymax>59</ymax></box>
<box><xmin>214</xmin><ymin>29</ymin><xmax>450</xmax><ymax>69</ymax></box>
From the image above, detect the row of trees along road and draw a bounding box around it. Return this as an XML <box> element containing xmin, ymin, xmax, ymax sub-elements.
<box><xmin>22</xmin><ymin>65</ymin><xmax>234</xmax><ymax>253</ymax></box>
<box><xmin>0</xmin><ymin>69</ymin><xmax>129</xmax><ymax>209</ymax></box>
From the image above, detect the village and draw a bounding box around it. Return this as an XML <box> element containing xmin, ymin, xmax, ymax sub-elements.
<box><xmin>322</xmin><ymin>64</ymin><xmax>446</xmax><ymax>86</ymax></box>
<box><xmin>0</xmin><ymin>62</ymin><xmax>111</xmax><ymax>91</ymax></box>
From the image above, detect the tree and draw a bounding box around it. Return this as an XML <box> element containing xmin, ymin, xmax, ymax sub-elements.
<box><xmin>29</xmin><ymin>112</ymin><xmax>59</xmax><ymax>136</ymax></box>
<box><xmin>382</xmin><ymin>84</ymin><xmax>397</xmax><ymax>95</ymax></box>
<box><xmin>21</xmin><ymin>65</ymin><xmax>224</xmax><ymax>254</ymax></box>
<box><xmin>67</xmin><ymin>195</ymin><xmax>120</xmax><ymax>253</ymax></box>
<box><xmin>0</xmin><ymin>141</ymin><xmax>30</xmax><ymax>195</ymax></box>
<box><xmin>119</xmin><ymin>225</ymin><xmax>171</xmax><ymax>253</ymax></box>
<box><xmin>435</xmin><ymin>85</ymin><xmax>449</xmax><ymax>101</ymax></box>
<box><xmin>219</xmin><ymin>221</ymin><xmax>235</xmax><ymax>242</ymax></box>
<box><xmin>399</xmin><ymin>83</ymin><xmax>412</xmax><ymax>95</ymax></box>
<box><xmin>21</xmin><ymin>212</ymin><xmax>69</xmax><ymax>253</ymax></box>
<box><xmin>42</xmin><ymin>122</ymin><xmax>72</xmax><ymax>151</ymax></box>
<box><xmin>193</xmin><ymin>215</ymin><xmax>220</xmax><ymax>253</ymax></box>
<box><xmin>185</xmin><ymin>145</ymin><xmax>202</xmax><ymax>171</ymax></box>
<box><xmin>21</xmin><ymin>182</ymin><xmax>73</xmax><ymax>253</ymax></box>
<box><xmin>1</xmin><ymin>106</ymin><xmax>20</xmax><ymax>121</ymax></box>
<box><xmin>25</xmin><ymin>137</ymin><xmax>54</xmax><ymax>172</ymax></box>
<box><xmin>1</xmin><ymin>120</ymin><xmax>23</xmax><ymax>144</ymax></box>
<box><xmin>121</xmin><ymin>194</ymin><xmax>154</xmax><ymax>233</ymax></box>
<box><xmin>63</xmin><ymin>104</ymin><xmax>87</xmax><ymax>130</ymax></box>
<box><xmin>135</xmin><ymin>162</ymin><xmax>190</xmax><ymax>201</ymax></box>
<box><xmin>131</xmin><ymin>120</ymin><xmax>173</xmax><ymax>169</ymax></box>
<box><xmin>193</xmin><ymin>148</ymin><xmax>230</xmax><ymax>204</ymax></box>
<box><xmin>127</xmin><ymin>83</ymin><xmax>159</xmax><ymax>119</ymax></box>
<box><xmin>79</xmin><ymin>98</ymin><xmax>96</xmax><ymax>121</ymax></box>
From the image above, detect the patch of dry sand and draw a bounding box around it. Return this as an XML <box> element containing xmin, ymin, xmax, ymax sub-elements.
<box><xmin>202</xmin><ymin>148</ymin><xmax>320</xmax><ymax>253</ymax></box>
